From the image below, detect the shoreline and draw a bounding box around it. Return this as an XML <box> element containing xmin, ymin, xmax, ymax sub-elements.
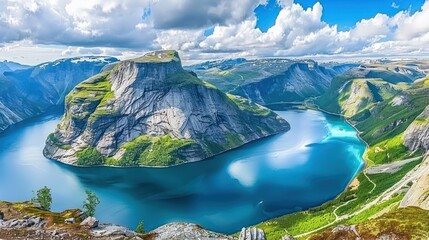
<box><xmin>45</xmin><ymin>125</ymin><xmax>291</xmax><ymax>169</ymax></box>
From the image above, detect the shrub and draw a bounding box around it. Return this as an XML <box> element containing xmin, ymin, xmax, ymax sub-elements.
<box><xmin>135</xmin><ymin>220</ymin><xmax>145</xmax><ymax>233</ymax></box>
<box><xmin>83</xmin><ymin>190</ymin><xmax>100</xmax><ymax>217</ymax></box>
<box><xmin>77</xmin><ymin>147</ymin><xmax>105</xmax><ymax>166</ymax></box>
<box><xmin>31</xmin><ymin>186</ymin><xmax>52</xmax><ymax>210</ymax></box>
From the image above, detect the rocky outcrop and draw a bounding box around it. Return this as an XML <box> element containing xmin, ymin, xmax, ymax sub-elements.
<box><xmin>0</xmin><ymin>57</ymin><xmax>118</xmax><ymax>132</ymax></box>
<box><xmin>0</xmin><ymin>201</ymin><xmax>143</xmax><ymax>240</ymax></box>
<box><xmin>390</xmin><ymin>95</ymin><xmax>409</xmax><ymax>107</ymax></box>
<box><xmin>400</xmin><ymin>155</ymin><xmax>429</xmax><ymax>210</ymax></box>
<box><xmin>0</xmin><ymin>216</ymin><xmax>46</xmax><ymax>229</ymax></box>
<box><xmin>92</xmin><ymin>223</ymin><xmax>139</xmax><ymax>238</ymax></box>
<box><xmin>403</xmin><ymin>106</ymin><xmax>429</xmax><ymax>152</ymax></box>
<box><xmin>239</xmin><ymin>227</ymin><xmax>266</xmax><ymax>240</ymax></box>
<box><xmin>44</xmin><ymin>50</ymin><xmax>289</xmax><ymax>167</ymax></box>
<box><xmin>149</xmin><ymin>222</ymin><xmax>234</xmax><ymax>240</ymax></box>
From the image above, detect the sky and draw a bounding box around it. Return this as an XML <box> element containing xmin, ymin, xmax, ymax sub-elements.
<box><xmin>0</xmin><ymin>0</ymin><xmax>429</xmax><ymax>65</ymax></box>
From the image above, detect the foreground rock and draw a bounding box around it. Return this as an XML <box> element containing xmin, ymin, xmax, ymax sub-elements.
<box><xmin>0</xmin><ymin>201</ymin><xmax>142</xmax><ymax>240</ymax></box>
<box><xmin>149</xmin><ymin>222</ymin><xmax>234</xmax><ymax>240</ymax></box>
<box><xmin>0</xmin><ymin>200</ymin><xmax>265</xmax><ymax>240</ymax></box>
<box><xmin>239</xmin><ymin>227</ymin><xmax>266</xmax><ymax>240</ymax></box>
<box><xmin>80</xmin><ymin>216</ymin><xmax>99</xmax><ymax>228</ymax></box>
<box><xmin>92</xmin><ymin>223</ymin><xmax>139</xmax><ymax>238</ymax></box>
<box><xmin>44</xmin><ymin>50</ymin><xmax>289</xmax><ymax>167</ymax></box>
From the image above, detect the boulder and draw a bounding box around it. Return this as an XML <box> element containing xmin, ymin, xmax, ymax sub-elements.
<box><xmin>64</xmin><ymin>218</ymin><xmax>75</xmax><ymax>224</ymax></box>
<box><xmin>91</xmin><ymin>224</ymin><xmax>136</xmax><ymax>237</ymax></box>
<box><xmin>32</xmin><ymin>202</ymin><xmax>43</xmax><ymax>209</ymax></box>
<box><xmin>0</xmin><ymin>211</ymin><xmax>4</xmax><ymax>220</ymax></box>
<box><xmin>239</xmin><ymin>227</ymin><xmax>266</xmax><ymax>240</ymax></box>
<box><xmin>80</xmin><ymin>216</ymin><xmax>99</xmax><ymax>228</ymax></box>
<box><xmin>149</xmin><ymin>222</ymin><xmax>234</xmax><ymax>240</ymax></box>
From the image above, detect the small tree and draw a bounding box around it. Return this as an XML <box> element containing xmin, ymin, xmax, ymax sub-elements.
<box><xmin>31</xmin><ymin>186</ymin><xmax>52</xmax><ymax>210</ymax></box>
<box><xmin>135</xmin><ymin>220</ymin><xmax>145</xmax><ymax>233</ymax></box>
<box><xmin>83</xmin><ymin>190</ymin><xmax>100</xmax><ymax>217</ymax></box>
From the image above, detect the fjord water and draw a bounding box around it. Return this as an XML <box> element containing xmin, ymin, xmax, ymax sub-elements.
<box><xmin>0</xmin><ymin>110</ymin><xmax>364</xmax><ymax>234</ymax></box>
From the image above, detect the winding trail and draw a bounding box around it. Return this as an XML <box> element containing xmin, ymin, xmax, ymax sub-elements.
<box><xmin>333</xmin><ymin>198</ymin><xmax>357</xmax><ymax>219</ymax></box>
<box><xmin>364</xmin><ymin>172</ymin><xmax>377</xmax><ymax>194</ymax></box>
<box><xmin>295</xmin><ymin>155</ymin><xmax>425</xmax><ymax>239</ymax></box>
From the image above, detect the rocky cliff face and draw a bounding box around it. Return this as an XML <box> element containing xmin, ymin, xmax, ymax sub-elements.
<box><xmin>44</xmin><ymin>50</ymin><xmax>289</xmax><ymax>167</ymax></box>
<box><xmin>187</xmin><ymin>59</ymin><xmax>356</xmax><ymax>105</ymax></box>
<box><xmin>400</xmin><ymin>155</ymin><xmax>429</xmax><ymax>210</ymax></box>
<box><xmin>0</xmin><ymin>57</ymin><xmax>118</xmax><ymax>132</ymax></box>
<box><xmin>403</xmin><ymin>106</ymin><xmax>429</xmax><ymax>152</ymax></box>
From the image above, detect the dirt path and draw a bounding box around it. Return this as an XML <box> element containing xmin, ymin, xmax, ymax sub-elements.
<box><xmin>294</xmin><ymin>156</ymin><xmax>425</xmax><ymax>239</ymax></box>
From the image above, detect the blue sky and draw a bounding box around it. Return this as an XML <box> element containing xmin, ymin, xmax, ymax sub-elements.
<box><xmin>255</xmin><ymin>0</ymin><xmax>426</xmax><ymax>32</ymax></box>
<box><xmin>1</xmin><ymin>0</ymin><xmax>429</xmax><ymax>64</ymax></box>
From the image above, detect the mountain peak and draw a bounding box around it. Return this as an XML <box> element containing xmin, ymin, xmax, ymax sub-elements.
<box><xmin>132</xmin><ymin>50</ymin><xmax>180</xmax><ymax>63</ymax></box>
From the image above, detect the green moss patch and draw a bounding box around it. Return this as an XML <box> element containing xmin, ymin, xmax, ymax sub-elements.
<box><xmin>227</xmin><ymin>94</ymin><xmax>271</xmax><ymax>116</ymax></box>
<box><xmin>48</xmin><ymin>133</ymin><xmax>71</xmax><ymax>150</ymax></box>
<box><xmin>76</xmin><ymin>147</ymin><xmax>105</xmax><ymax>166</ymax></box>
<box><xmin>133</xmin><ymin>50</ymin><xmax>178</xmax><ymax>63</ymax></box>
<box><xmin>105</xmin><ymin>135</ymin><xmax>197</xmax><ymax>167</ymax></box>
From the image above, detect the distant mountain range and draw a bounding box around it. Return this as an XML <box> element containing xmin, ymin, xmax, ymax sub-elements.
<box><xmin>0</xmin><ymin>61</ymin><xmax>30</xmax><ymax>74</ymax></box>
<box><xmin>187</xmin><ymin>58</ymin><xmax>357</xmax><ymax>105</ymax></box>
<box><xmin>0</xmin><ymin>56</ymin><xmax>118</xmax><ymax>132</ymax></box>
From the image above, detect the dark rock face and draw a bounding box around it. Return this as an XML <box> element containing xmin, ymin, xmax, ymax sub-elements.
<box><xmin>0</xmin><ymin>57</ymin><xmax>118</xmax><ymax>132</ymax></box>
<box><xmin>44</xmin><ymin>51</ymin><xmax>290</xmax><ymax>166</ymax></box>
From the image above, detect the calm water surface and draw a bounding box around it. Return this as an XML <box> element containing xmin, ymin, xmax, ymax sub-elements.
<box><xmin>0</xmin><ymin>110</ymin><xmax>365</xmax><ymax>233</ymax></box>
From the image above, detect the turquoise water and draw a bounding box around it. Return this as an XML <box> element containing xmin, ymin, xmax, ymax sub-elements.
<box><xmin>0</xmin><ymin>110</ymin><xmax>365</xmax><ymax>234</ymax></box>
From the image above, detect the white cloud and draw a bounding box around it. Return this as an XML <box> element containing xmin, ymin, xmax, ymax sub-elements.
<box><xmin>391</xmin><ymin>2</ymin><xmax>400</xmax><ymax>9</ymax></box>
<box><xmin>394</xmin><ymin>0</ymin><xmax>429</xmax><ymax>40</ymax></box>
<box><xmin>1</xmin><ymin>0</ymin><xmax>429</xmax><ymax>64</ymax></box>
<box><xmin>148</xmin><ymin>0</ymin><xmax>266</xmax><ymax>29</ymax></box>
